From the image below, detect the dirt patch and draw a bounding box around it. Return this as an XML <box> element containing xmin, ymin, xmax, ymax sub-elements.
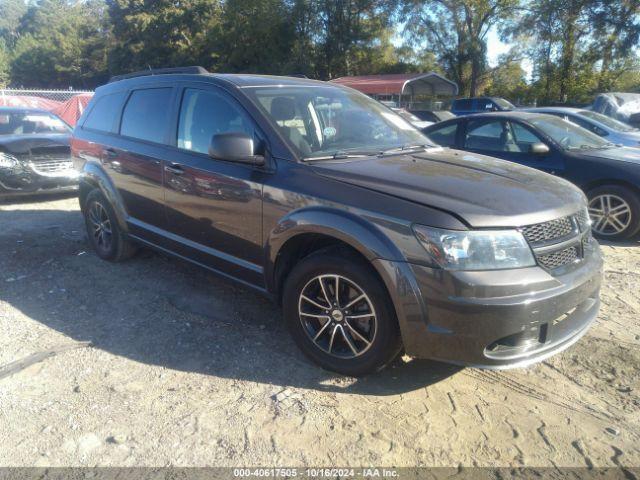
<box><xmin>0</xmin><ymin>195</ymin><xmax>638</xmax><ymax>467</ymax></box>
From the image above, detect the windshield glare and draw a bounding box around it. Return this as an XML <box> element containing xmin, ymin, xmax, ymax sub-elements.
<box><xmin>578</xmin><ymin>110</ymin><xmax>638</xmax><ymax>132</ymax></box>
<box><xmin>0</xmin><ymin>111</ymin><xmax>70</xmax><ymax>135</ymax></box>
<box><xmin>530</xmin><ymin>115</ymin><xmax>612</xmax><ymax>150</ymax></box>
<box><xmin>245</xmin><ymin>86</ymin><xmax>431</xmax><ymax>159</ymax></box>
<box><xmin>494</xmin><ymin>98</ymin><xmax>515</xmax><ymax>109</ymax></box>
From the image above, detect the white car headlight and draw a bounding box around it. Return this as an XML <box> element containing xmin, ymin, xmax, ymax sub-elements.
<box><xmin>0</xmin><ymin>152</ymin><xmax>18</xmax><ymax>169</ymax></box>
<box><xmin>413</xmin><ymin>225</ymin><xmax>536</xmax><ymax>271</ymax></box>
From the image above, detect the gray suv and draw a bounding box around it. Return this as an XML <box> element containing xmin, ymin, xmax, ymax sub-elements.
<box><xmin>71</xmin><ymin>67</ymin><xmax>603</xmax><ymax>375</ymax></box>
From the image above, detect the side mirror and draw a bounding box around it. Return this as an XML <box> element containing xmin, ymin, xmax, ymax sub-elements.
<box><xmin>529</xmin><ymin>142</ymin><xmax>550</xmax><ymax>155</ymax></box>
<box><xmin>209</xmin><ymin>132</ymin><xmax>265</xmax><ymax>166</ymax></box>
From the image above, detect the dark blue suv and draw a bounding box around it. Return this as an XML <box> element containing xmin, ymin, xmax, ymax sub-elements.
<box><xmin>451</xmin><ymin>97</ymin><xmax>515</xmax><ymax>116</ymax></box>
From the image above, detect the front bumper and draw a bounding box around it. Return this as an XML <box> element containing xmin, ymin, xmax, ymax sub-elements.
<box><xmin>374</xmin><ymin>240</ymin><xmax>603</xmax><ymax>369</ymax></box>
<box><xmin>0</xmin><ymin>162</ymin><xmax>79</xmax><ymax>197</ymax></box>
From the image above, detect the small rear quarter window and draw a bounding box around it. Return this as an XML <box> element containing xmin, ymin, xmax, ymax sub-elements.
<box><xmin>83</xmin><ymin>92</ymin><xmax>127</xmax><ymax>133</ymax></box>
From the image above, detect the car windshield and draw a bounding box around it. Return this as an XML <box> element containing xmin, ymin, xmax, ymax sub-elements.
<box><xmin>530</xmin><ymin>115</ymin><xmax>613</xmax><ymax>150</ymax></box>
<box><xmin>244</xmin><ymin>86</ymin><xmax>431</xmax><ymax>159</ymax></box>
<box><xmin>493</xmin><ymin>98</ymin><xmax>515</xmax><ymax>109</ymax></box>
<box><xmin>578</xmin><ymin>110</ymin><xmax>638</xmax><ymax>132</ymax></box>
<box><xmin>0</xmin><ymin>111</ymin><xmax>70</xmax><ymax>135</ymax></box>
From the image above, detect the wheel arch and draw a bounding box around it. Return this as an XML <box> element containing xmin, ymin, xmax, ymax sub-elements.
<box><xmin>265</xmin><ymin>207</ymin><xmax>405</xmax><ymax>300</ymax></box>
<box><xmin>79</xmin><ymin>162</ymin><xmax>129</xmax><ymax>232</ymax></box>
<box><xmin>582</xmin><ymin>178</ymin><xmax>640</xmax><ymax>198</ymax></box>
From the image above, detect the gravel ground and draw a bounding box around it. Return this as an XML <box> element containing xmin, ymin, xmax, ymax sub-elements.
<box><xmin>0</xmin><ymin>194</ymin><xmax>639</xmax><ymax>468</ymax></box>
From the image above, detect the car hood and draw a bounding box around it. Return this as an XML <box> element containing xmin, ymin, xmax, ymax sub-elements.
<box><xmin>577</xmin><ymin>145</ymin><xmax>640</xmax><ymax>164</ymax></box>
<box><xmin>0</xmin><ymin>134</ymin><xmax>70</xmax><ymax>155</ymax></box>
<box><xmin>311</xmin><ymin>148</ymin><xmax>586</xmax><ymax>228</ymax></box>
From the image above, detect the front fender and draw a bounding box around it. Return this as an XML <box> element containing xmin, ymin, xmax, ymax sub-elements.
<box><xmin>265</xmin><ymin>206</ymin><xmax>405</xmax><ymax>292</ymax></box>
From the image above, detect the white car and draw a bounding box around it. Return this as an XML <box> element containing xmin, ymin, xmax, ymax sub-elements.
<box><xmin>526</xmin><ymin>107</ymin><xmax>640</xmax><ymax>147</ymax></box>
<box><xmin>391</xmin><ymin>108</ymin><xmax>434</xmax><ymax>130</ymax></box>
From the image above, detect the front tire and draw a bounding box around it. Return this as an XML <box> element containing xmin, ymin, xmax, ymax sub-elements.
<box><xmin>587</xmin><ymin>185</ymin><xmax>640</xmax><ymax>240</ymax></box>
<box><xmin>83</xmin><ymin>189</ymin><xmax>137</xmax><ymax>262</ymax></box>
<box><xmin>283</xmin><ymin>249</ymin><xmax>402</xmax><ymax>376</ymax></box>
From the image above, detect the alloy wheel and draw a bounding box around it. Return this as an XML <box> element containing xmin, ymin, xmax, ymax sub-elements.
<box><xmin>298</xmin><ymin>274</ymin><xmax>377</xmax><ymax>359</ymax></box>
<box><xmin>588</xmin><ymin>194</ymin><xmax>632</xmax><ymax>236</ymax></box>
<box><xmin>88</xmin><ymin>201</ymin><xmax>113</xmax><ymax>252</ymax></box>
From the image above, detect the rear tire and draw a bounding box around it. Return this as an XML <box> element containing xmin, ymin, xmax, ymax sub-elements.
<box><xmin>283</xmin><ymin>249</ymin><xmax>402</xmax><ymax>376</ymax></box>
<box><xmin>83</xmin><ymin>189</ymin><xmax>137</xmax><ymax>262</ymax></box>
<box><xmin>587</xmin><ymin>185</ymin><xmax>640</xmax><ymax>240</ymax></box>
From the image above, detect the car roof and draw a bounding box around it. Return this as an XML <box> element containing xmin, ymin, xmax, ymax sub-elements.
<box><xmin>99</xmin><ymin>72</ymin><xmax>331</xmax><ymax>94</ymax></box>
<box><xmin>524</xmin><ymin>106</ymin><xmax>582</xmax><ymax>114</ymax></box>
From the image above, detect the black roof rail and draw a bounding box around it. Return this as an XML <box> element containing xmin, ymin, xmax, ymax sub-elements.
<box><xmin>108</xmin><ymin>66</ymin><xmax>209</xmax><ymax>83</ymax></box>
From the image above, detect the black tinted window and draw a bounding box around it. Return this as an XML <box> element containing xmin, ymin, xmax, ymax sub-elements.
<box><xmin>120</xmin><ymin>88</ymin><xmax>172</xmax><ymax>143</ymax></box>
<box><xmin>83</xmin><ymin>92</ymin><xmax>126</xmax><ymax>132</ymax></box>
<box><xmin>426</xmin><ymin>123</ymin><xmax>457</xmax><ymax>146</ymax></box>
<box><xmin>454</xmin><ymin>99</ymin><xmax>473</xmax><ymax>110</ymax></box>
<box><xmin>177</xmin><ymin>88</ymin><xmax>254</xmax><ymax>154</ymax></box>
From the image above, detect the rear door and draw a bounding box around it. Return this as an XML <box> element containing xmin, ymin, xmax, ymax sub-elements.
<box><xmin>162</xmin><ymin>83</ymin><xmax>267</xmax><ymax>286</ymax></box>
<box><xmin>109</xmin><ymin>86</ymin><xmax>176</xmax><ymax>229</ymax></box>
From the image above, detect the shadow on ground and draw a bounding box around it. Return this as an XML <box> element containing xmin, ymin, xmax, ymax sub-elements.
<box><xmin>0</xmin><ymin>207</ymin><xmax>461</xmax><ymax>396</ymax></box>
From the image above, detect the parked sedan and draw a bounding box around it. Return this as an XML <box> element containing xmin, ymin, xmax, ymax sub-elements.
<box><xmin>390</xmin><ymin>107</ymin><xmax>433</xmax><ymax>129</ymax></box>
<box><xmin>525</xmin><ymin>107</ymin><xmax>640</xmax><ymax>147</ymax></box>
<box><xmin>423</xmin><ymin>112</ymin><xmax>640</xmax><ymax>240</ymax></box>
<box><xmin>0</xmin><ymin>107</ymin><xmax>78</xmax><ymax>199</ymax></box>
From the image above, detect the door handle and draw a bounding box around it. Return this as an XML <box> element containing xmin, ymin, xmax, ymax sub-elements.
<box><xmin>164</xmin><ymin>164</ymin><xmax>184</xmax><ymax>175</ymax></box>
<box><xmin>103</xmin><ymin>148</ymin><xmax>118</xmax><ymax>158</ymax></box>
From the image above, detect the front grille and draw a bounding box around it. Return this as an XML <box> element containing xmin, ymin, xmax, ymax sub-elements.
<box><xmin>31</xmin><ymin>159</ymin><xmax>74</xmax><ymax>174</ymax></box>
<box><xmin>522</xmin><ymin>216</ymin><xmax>575</xmax><ymax>245</ymax></box>
<box><xmin>521</xmin><ymin>210</ymin><xmax>591</xmax><ymax>272</ymax></box>
<box><xmin>537</xmin><ymin>246</ymin><xmax>579</xmax><ymax>269</ymax></box>
<box><xmin>575</xmin><ymin>208</ymin><xmax>591</xmax><ymax>232</ymax></box>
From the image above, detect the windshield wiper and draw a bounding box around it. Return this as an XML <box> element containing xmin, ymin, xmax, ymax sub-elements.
<box><xmin>378</xmin><ymin>143</ymin><xmax>434</xmax><ymax>156</ymax></box>
<box><xmin>303</xmin><ymin>150</ymin><xmax>376</xmax><ymax>161</ymax></box>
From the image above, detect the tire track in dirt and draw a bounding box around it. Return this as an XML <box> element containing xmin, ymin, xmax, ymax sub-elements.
<box><xmin>463</xmin><ymin>369</ymin><xmax>615</xmax><ymax>423</ymax></box>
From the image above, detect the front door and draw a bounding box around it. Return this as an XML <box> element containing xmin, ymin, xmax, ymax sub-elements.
<box><xmin>163</xmin><ymin>85</ymin><xmax>267</xmax><ymax>286</ymax></box>
<box><xmin>462</xmin><ymin>118</ymin><xmax>565</xmax><ymax>175</ymax></box>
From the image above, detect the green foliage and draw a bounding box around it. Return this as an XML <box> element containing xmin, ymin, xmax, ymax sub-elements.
<box><xmin>0</xmin><ymin>0</ymin><xmax>27</xmax><ymax>48</ymax></box>
<box><xmin>0</xmin><ymin>39</ymin><xmax>10</xmax><ymax>87</ymax></box>
<box><xmin>106</xmin><ymin>0</ymin><xmax>220</xmax><ymax>73</ymax></box>
<box><xmin>0</xmin><ymin>0</ymin><xmax>637</xmax><ymax>104</ymax></box>
<box><xmin>9</xmin><ymin>0</ymin><xmax>111</xmax><ymax>88</ymax></box>
<box><xmin>403</xmin><ymin>0</ymin><xmax>520</xmax><ymax>96</ymax></box>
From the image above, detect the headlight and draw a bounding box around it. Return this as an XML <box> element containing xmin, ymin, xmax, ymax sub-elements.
<box><xmin>0</xmin><ymin>152</ymin><xmax>18</xmax><ymax>169</ymax></box>
<box><xmin>413</xmin><ymin>225</ymin><xmax>536</xmax><ymax>270</ymax></box>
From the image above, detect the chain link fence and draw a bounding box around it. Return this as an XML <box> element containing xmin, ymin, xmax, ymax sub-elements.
<box><xmin>0</xmin><ymin>88</ymin><xmax>94</xmax><ymax>104</ymax></box>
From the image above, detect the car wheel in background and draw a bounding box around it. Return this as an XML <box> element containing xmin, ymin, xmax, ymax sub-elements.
<box><xmin>83</xmin><ymin>189</ymin><xmax>137</xmax><ymax>262</ymax></box>
<box><xmin>283</xmin><ymin>248</ymin><xmax>402</xmax><ymax>376</ymax></box>
<box><xmin>587</xmin><ymin>185</ymin><xmax>640</xmax><ymax>240</ymax></box>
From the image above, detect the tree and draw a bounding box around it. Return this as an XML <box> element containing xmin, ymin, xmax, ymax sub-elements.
<box><xmin>0</xmin><ymin>0</ymin><xmax>27</xmax><ymax>48</ymax></box>
<box><xmin>211</xmin><ymin>0</ymin><xmax>294</xmax><ymax>74</ymax></box>
<box><xmin>10</xmin><ymin>0</ymin><xmax>111</xmax><ymax>88</ymax></box>
<box><xmin>0</xmin><ymin>40</ymin><xmax>10</xmax><ymax>87</ymax></box>
<box><xmin>402</xmin><ymin>0</ymin><xmax>520</xmax><ymax>96</ymax></box>
<box><xmin>588</xmin><ymin>0</ymin><xmax>640</xmax><ymax>90</ymax></box>
<box><xmin>107</xmin><ymin>0</ymin><xmax>221</xmax><ymax>74</ymax></box>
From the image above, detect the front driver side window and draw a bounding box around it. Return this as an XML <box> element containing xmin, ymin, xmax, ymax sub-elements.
<box><xmin>178</xmin><ymin>88</ymin><xmax>254</xmax><ymax>155</ymax></box>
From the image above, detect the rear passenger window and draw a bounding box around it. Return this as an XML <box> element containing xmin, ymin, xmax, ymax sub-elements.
<box><xmin>426</xmin><ymin>124</ymin><xmax>457</xmax><ymax>146</ymax></box>
<box><xmin>177</xmin><ymin>88</ymin><xmax>254</xmax><ymax>154</ymax></box>
<box><xmin>83</xmin><ymin>92</ymin><xmax>126</xmax><ymax>132</ymax></box>
<box><xmin>120</xmin><ymin>88</ymin><xmax>172</xmax><ymax>143</ymax></box>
